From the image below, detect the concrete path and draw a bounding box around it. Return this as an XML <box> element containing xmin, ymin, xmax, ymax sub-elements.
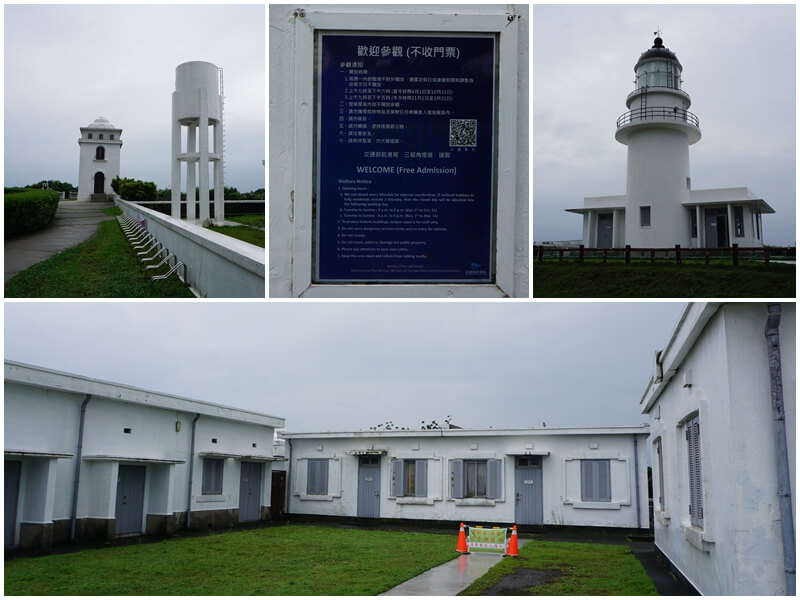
<box><xmin>4</xmin><ymin>200</ymin><xmax>114</xmax><ymax>283</ymax></box>
<box><xmin>381</xmin><ymin>541</ymin><xmax>528</xmax><ymax>596</ymax></box>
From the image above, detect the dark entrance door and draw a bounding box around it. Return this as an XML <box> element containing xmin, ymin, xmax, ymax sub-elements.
<box><xmin>704</xmin><ymin>208</ymin><xmax>729</xmax><ymax>248</ymax></box>
<box><xmin>5</xmin><ymin>461</ymin><xmax>21</xmax><ymax>547</ymax></box>
<box><xmin>270</xmin><ymin>470</ymin><xmax>286</xmax><ymax>518</ymax></box>
<box><xmin>515</xmin><ymin>456</ymin><xmax>543</xmax><ymax>525</ymax></box>
<box><xmin>597</xmin><ymin>213</ymin><xmax>613</xmax><ymax>248</ymax></box>
<box><xmin>93</xmin><ymin>171</ymin><xmax>105</xmax><ymax>194</ymax></box>
<box><xmin>357</xmin><ymin>455</ymin><xmax>381</xmax><ymax>518</ymax></box>
<box><xmin>115</xmin><ymin>465</ymin><xmax>146</xmax><ymax>535</ymax></box>
<box><xmin>239</xmin><ymin>461</ymin><xmax>262</xmax><ymax>522</ymax></box>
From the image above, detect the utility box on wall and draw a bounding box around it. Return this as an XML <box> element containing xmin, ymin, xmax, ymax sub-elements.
<box><xmin>270</xmin><ymin>5</ymin><xmax>529</xmax><ymax>297</ymax></box>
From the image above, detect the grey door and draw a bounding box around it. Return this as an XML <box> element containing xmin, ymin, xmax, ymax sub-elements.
<box><xmin>239</xmin><ymin>461</ymin><xmax>262</xmax><ymax>522</ymax></box>
<box><xmin>357</xmin><ymin>455</ymin><xmax>381</xmax><ymax>518</ymax></box>
<box><xmin>515</xmin><ymin>457</ymin><xmax>543</xmax><ymax>525</ymax></box>
<box><xmin>115</xmin><ymin>465</ymin><xmax>146</xmax><ymax>535</ymax></box>
<box><xmin>5</xmin><ymin>461</ymin><xmax>21</xmax><ymax>547</ymax></box>
<box><xmin>597</xmin><ymin>213</ymin><xmax>613</xmax><ymax>248</ymax></box>
<box><xmin>704</xmin><ymin>208</ymin><xmax>729</xmax><ymax>248</ymax></box>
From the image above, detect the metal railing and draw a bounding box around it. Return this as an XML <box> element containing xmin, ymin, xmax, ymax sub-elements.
<box><xmin>617</xmin><ymin>106</ymin><xmax>700</xmax><ymax>129</ymax></box>
<box><xmin>535</xmin><ymin>244</ymin><xmax>795</xmax><ymax>266</ymax></box>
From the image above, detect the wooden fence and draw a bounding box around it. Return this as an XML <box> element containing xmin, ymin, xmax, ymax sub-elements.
<box><xmin>535</xmin><ymin>244</ymin><xmax>796</xmax><ymax>266</ymax></box>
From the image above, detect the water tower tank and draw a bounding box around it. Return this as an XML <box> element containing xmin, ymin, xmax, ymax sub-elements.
<box><xmin>174</xmin><ymin>61</ymin><xmax>221</xmax><ymax>124</ymax></box>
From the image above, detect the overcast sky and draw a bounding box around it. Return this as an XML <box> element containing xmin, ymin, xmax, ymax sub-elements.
<box><xmin>4</xmin><ymin>301</ymin><xmax>686</xmax><ymax>433</ymax></box>
<box><xmin>4</xmin><ymin>4</ymin><xmax>265</xmax><ymax>193</ymax></box>
<box><xmin>533</xmin><ymin>4</ymin><xmax>796</xmax><ymax>246</ymax></box>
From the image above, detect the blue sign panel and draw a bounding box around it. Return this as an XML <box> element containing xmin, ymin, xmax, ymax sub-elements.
<box><xmin>316</xmin><ymin>33</ymin><xmax>497</xmax><ymax>283</ymax></box>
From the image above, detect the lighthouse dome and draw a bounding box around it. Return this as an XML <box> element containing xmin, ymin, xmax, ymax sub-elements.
<box><xmin>86</xmin><ymin>117</ymin><xmax>117</xmax><ymax>130</ymax></box>
<box><xmin>635</xmin><ymin>37</ymin><xmax>682</xmax><ymax>72</ymax></box>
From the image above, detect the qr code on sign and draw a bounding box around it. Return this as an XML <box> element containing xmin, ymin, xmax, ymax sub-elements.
<box><xmin>449</xmin><ymin>119</ymin><xmax>477</xmax><ymax>147</ymax></box>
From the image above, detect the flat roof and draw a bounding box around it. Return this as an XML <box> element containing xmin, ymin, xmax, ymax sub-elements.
<box><xmin>282</xmin><ymin>425</ymin><xmax>649</xmax><ymax>439</ymax></box>
<box><xmin>5</xmin><ymin>360</ymin><xmax>285</xmax><ymax>429</ymax></box>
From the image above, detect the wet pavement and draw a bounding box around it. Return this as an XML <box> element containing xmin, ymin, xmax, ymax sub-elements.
<box><xmin>4</xmin><ymin>200</ymin><xmax>114</xmax><ymax>283</ymax></box>
<box><xmin>381</xmin><ymin>541</ymin><xmax>529</xmax><ymax>596</ymax></box>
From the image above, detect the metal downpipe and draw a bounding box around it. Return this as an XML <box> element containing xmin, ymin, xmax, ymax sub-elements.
<box><xmin>765</xmin><ymin>303</ymin><xmax>795</xmax><ymax>595</ymax></box>
<box><xmin>70</xmin><ymin>394</ymin><xmax>91</xmax><ymax>541</ymax></box>
<box><xmin>186</xmin><ymin>414</ymin><xmax>200</xmax><ymax>529</ymax></box>
<box><xmin>634</xmin><ymin>434</ymin><xmax>642</xmax><ymax>529</ymax></box>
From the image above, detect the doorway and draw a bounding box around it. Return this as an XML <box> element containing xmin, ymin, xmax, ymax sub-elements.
<box><xmin>596</xmin><ymin>213</ymin><xmax>613</xmax><ymax>248</ymax></box>
<box><xmin>704</xmin><ymin>208</ymin><xmax>729</xmax><ymax>248</ymax></box>
<box><xmin>357</xmin><ymin>455</ymin><xmax>381</xmax><ymax>518</ymax></box>
<box><xmin>515</xmin><ymin>456</ymin><xmax>543</xmax><ymax>525</ymax></box>
<box><xmin>93</xmin><ymin>171</ymin><xmax>105</xmax><ymax>194</ymax></box>
<box><xmin>238</xmin><ymin>461</ymin><xmax>262</xmax><ymax>522</ymax></box>
<box><xmin>115</xmin><ymin>465</ymin><xmax>146</xmax><ymax>535</ymax></box>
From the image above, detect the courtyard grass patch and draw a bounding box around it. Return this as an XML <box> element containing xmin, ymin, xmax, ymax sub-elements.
<box><xmin>460</xmin><ymin>539</ymin><xmax>657</xmax><ymax>596</ymax></box>
<box><xmin>4</xmin><ymin>219</ymin><xmax>194</xmax><ymax>298</ymax></box>
<box><xmin>4</xmin><ymin>525</ymin><xmax>458</xmax><ymax>595</ymax></box>
<box><xmin>533</xmin><ymin>259</ymin><xmax>795</xmax><ymax>297</ymax></box>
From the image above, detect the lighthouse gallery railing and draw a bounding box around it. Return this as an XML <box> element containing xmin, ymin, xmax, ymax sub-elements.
<box><xmin>616</xmin><ymin>106</ymin><xmax>700</xmax><ymax>129</ymax></box>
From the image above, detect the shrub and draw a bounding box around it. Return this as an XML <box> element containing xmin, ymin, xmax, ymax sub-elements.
<box><xmin>5</xmin><ymin>189</ymin><xmax>60</xmax><ymax>238</ymax></box>
<box><xmin>112</xmin><ymin>177</ymin><xmax>157</xmax><ymax>203</ymax></box>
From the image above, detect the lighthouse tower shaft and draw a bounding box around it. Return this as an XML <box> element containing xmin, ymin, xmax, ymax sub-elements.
<box><xmin>615</xmin><ymin>37</ymin><xmax>701</xmax><ymax>248</ymax></box>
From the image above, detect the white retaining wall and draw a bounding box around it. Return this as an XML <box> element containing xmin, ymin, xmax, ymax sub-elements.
<box><xmin>115</xmin><ymin>199</ymin><xmax>265</xmax><ymax>298</ymax></box>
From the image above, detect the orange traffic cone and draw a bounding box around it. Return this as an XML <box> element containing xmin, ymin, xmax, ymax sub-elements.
<box><xmin>456</xmin><ymin>522</ymin><xmax>470</xmax><ymax>554</ymax></box>
<box><xmin>504</xmin><ymin>525</ymin><xmax>519</xmax><ymax>557</ymax></box>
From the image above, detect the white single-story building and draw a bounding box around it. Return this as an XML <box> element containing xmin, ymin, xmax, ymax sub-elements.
<box><xmin>641</xmin><ymin>302</ymin><xmax>795</xmax><ymax>595</ymax></box>
<box><xmin>281</xmin><ymin>427</ymin><xmax>650</xmax><ymax>530</ymax></box>
<box><xmin>4</xmin><ymin>361</ymin><xmax>285</xmax><ymax>550</ymax></box>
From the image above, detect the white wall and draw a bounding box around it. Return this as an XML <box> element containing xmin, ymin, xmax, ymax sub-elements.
<box><xmin>285</xmin><ymin>429</ymin><xmax>649</xmax><ymax>528</ymax></box>
<box><xmin>269</xmin><ymin>4</ymin><xmax>529</xmax><ymax>297</ymax></box>
<box><xmin>116</xmin><ymin>199</ymin><xmax>265</xmax><ymax>298</ymax></box>
<box><xmin>646</xmin><ymin>303</ymin><xmax>795</xmax><ymax>595</ymax></box>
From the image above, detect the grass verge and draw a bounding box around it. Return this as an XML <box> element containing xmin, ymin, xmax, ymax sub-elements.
<box><xmin>4</xmin><ymin>525</ymin><xmax>458</xmax><ymax>595</ymax></box>
<box><xmin>226</xmin><ymin>214</ymin><xmax>265</xmax><ymax>228</ymax></box>
<box><xmin>533</xmin><ymin>260</ymin><xmax>796</xmax><ymax>297</ymax></box>
<box><xmin>4</xmin><ymin>219</ymin><xmax>195</xmax><ymax>297</ymax></box>
<box><xmin>460</xmin><ymin>539</ymin><xmax>657</xmax><ymax>595</ymax></box>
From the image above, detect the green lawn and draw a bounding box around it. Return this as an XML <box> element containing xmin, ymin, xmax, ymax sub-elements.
<box><xmin>461</xmin><ymin>539</ymin><xmax>657</xmax><ymax>595</ymax></box>
<box><xmin>4</xmin><ymin>525</ymin><xmax>458</xmax><ymax>595</ymax></box>
<box><xmin>533</xmin><ymin>259</ymin><xmax>796</xmax><ymax>297</ymax></box>
<box><xmin>208</xmin><ymin>224</ymin><xmax>265</xmax><ymax>248</ymax></box>
<box><xmin>226</xmin><ymin>214</ymin><xmax>265</xmax><ymax>229</ymax></box>
<box><xmin>4</xmin><ymin>217</ymin><xmax>195</xmax><ymax>298</ymax></box>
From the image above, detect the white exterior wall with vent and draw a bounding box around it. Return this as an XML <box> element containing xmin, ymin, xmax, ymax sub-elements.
<box><xmin>4</xmin><ymin>361</ymin><xmax>284</xmax><ymax>550</ymax></box>
<box><xmin>283</xmin><ymin>427</ymin><xmax>649</xmax><ymax>528</ymax></box>
<box><xmin>641</xmin><ymin>303</ymin><xmax>796</xmax><ymax>595</ymax></box>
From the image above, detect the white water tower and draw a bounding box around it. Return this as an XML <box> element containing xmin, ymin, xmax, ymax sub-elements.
<box><xmin>171</xmin><ymin>61</ymin><xmax>224</xmax><ymax>222</ymax></box>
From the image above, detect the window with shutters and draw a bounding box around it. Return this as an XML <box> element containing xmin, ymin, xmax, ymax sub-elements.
<box><xmin>391</xmin><ymin>459</ymin><xmax>428</xmax><ymax>497</ymax></box>
<box><xmin>307</xmin><ymin>458</ymin><xmax>329</xmax><ymax>495</ymax></box>
<box><xmin>450</xmin><ymin>458</ymin><xmax>502</xmax><ymax>500</ymax></box>
<box><xmin>201</xmin><ymin>458</ymin><xmax>224</xmax><ymax>495</ymax></box>
<box><xmin>686</xmin><ymin>415</ymin><xmax>703</xmax><ymax>527</ymax></box>
<box><xmin>655</xmin><ymin>438</ymin><xmax>665</xmax><ymax>510</ymax></box>
<box><xmin>580</xmin><ymin>459</ymin><xmax>611</xmax><ymax>502</ymax></box>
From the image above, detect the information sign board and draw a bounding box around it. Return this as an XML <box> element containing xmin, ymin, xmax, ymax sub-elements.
<box><xmin>315</xmin><ymin>32</ymin><xmax>497</xmax><ymax>283</ymax></box>
<box><xmin>467</xmin><ymin>526</ymin><xmax>507</xmax><ymax>553</ymax></box>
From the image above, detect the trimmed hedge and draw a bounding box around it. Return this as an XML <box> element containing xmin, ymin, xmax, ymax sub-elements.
<box><xmin>111</xmin><ymin>177</ymin><xmax>157</xmax><ymax>203</ymax></box>
<box><xmin>5</xmin><ymin>189</ymin><xmax>60</xmax><ymax>238</ymax></box>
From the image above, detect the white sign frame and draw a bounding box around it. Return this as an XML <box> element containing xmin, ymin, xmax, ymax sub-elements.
<box><xmin>292</xmin><ymin>8</ymin><xmax>520</xmax><ymax>297</ymax></box>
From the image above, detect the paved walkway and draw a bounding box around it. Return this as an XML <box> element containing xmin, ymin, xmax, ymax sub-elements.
<box><xmin>381</xmin><ymin>541</ymin><xmax>529</xmax><ymax>596</ymax></box>
<box><xmin>4</xmin><ymin>200</ymin><xmax>114</xmax><ymax>283</ymax></box>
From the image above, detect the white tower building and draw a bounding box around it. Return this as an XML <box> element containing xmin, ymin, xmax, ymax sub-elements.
<box><xmin>77</xmin><ymin>117</ymin><xmax>122</xmax><ymax>201</ymax></box>
<box><xmin>568</xmin><ymin>37</ymin><xmax>773</xmax><ymax>248</ymax></box>
<box><xmin>171</xmin><ymin>61</ymin><xmax>224</xmax><ymax>223</ymax></box>
<box><xmin>616</xmin><ymin>36</ymin><xmax>701</xmax><ymax>248</ymax></box>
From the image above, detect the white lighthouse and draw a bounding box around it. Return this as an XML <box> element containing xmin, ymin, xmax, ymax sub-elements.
<box><xmin>77</xmin><ymin>117</ymin><xmax>122</xmax><ymax>201</ymax></box>
<box><xmin>616</xmin><ymin>36</ymin><xmax>701</xmax><ymax>248</ymax></box>
<box><xmin>170</xmin><ymin>61</ymin><xmax>225</xmax><ymax>223</ymax></box>
<box><xmin>568</xmin><ymin>36</ymin><xmax>774</xmax><ymax>248</ymax></box>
